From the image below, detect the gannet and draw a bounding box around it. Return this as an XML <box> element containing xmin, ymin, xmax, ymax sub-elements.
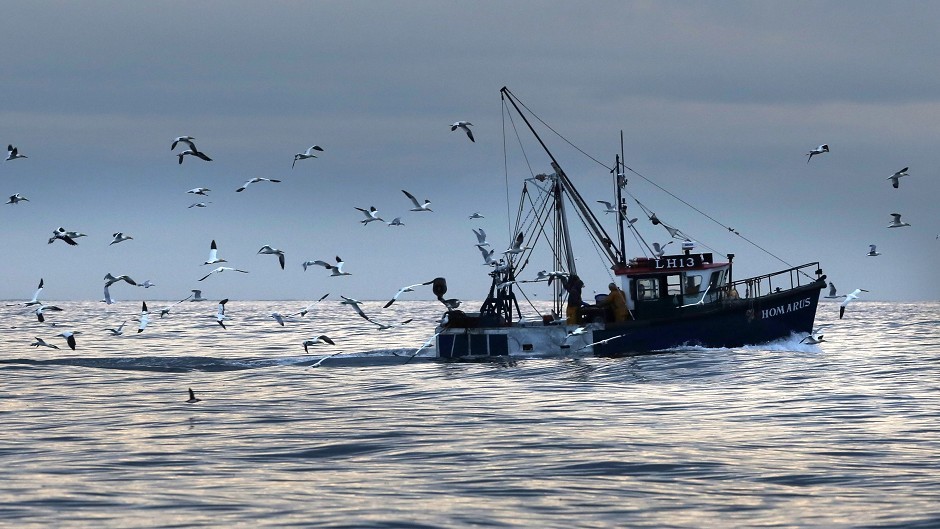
<box><xmin>104</xmin><ymin>320</ymin><xmax>127</xmax><ymax>336</ymax></box>
<box><xmin>30</xmin><ymin>337</ymin><xmax>59</xmax><ymax>349</ymax></box>
<box><xmin>203</xmin><ymin>240</ymin><xmax>227</xmax><ymax>265</ymax></box>
<box><xmin>171</xmin><ymin>136</ymin><xmax>196</xmax><ymax>151</ymax></box>
<box><xmin>110</xmin><ymin>232</ymin><xmax>134</xmax><ymax>245</ymax></box>
<box><xmin>303</xmin><ymin>335</ymin><xmax>336</xmax><ymax>353</ymax></box>
<box><xmin>257</xmin><ymin>245</ymin><xmax>286</xmax><ymax>270</ymax></box>
<box><xmin>383</xmin><ymin>280</ymin><xmax>434</xmax><ymax>308</ymax></box>
<box><xmin>186</xmin><ymin>388</ymin><xmax>201</xmax><ymax>403</ymax></box>
<box><xmin>34</xmin><ymin>304</ymin><xmax>63</xmax><ymax>323</ymax></box>
<box><xmin>355</xmin><ymin>206</ymin><xmax>384</xmax><ymax>225</ymax></box>
<box><xmin>5</xmin><ymin>144</ymin><xmax>27</xmax><ymax>161</ymax></box>
<box><xmin>216</xmin><ymin>298</ymin><xmax>228</xmax><ymax>328</ymax></box>
<box><xmin>235</xmin><ymin>177</ymin><xmax>280</xmax><ymax>192</ymax></box>
<box><xmin>198</xmin><ymin>267</ymin><xmax>249</xmax><ymax>282</ymax></box>
<box><xmin>451</xmin><ymin>121</ymin><xmax>474</xmax><ymax>142</ymax></box>
<box><xmin>137</xmin><ymin>301</ymin><xmax>150</xmax><ymax>333</ymax></box>
<box><xmin>806</xmin><ymin>144</ymin><xmax>829</xmax><ymax>163</ymax></box>
<box><xmin>6</xmin><ymin>193</ymin><xmax>29</xmax><ymax>204</ymax></box>
<box><xmin>308</xmin><ymin>256</ymin><xmax>350</xmax><ymax>276</ymax></box>
<box><xmin>177</xmin><ymin>149</ymin><xmax>212</xmax><ymax>164</ymax></box>
<box><xmin>387</xmin><ymin>217</ymin><xmax>405</xmax><ymax>227</ymax></box>
<box><xmin>292</xmin><ymin>145</ymin><xmax>323</xmax><ymax>168</ymax></box>
<box><xmin>104</xmin><ymin>273</ymin><xmax>137</xmax><ymax>287</ymax></box>
<box><xmin>187</xmin><ymin>187</ymin><xmax>211</xmax><ymax>196</ymax></box>
<box><xmin>402</xmin><ymin>189</ymin><xmax>432</xmax><ymax>211</ymax></box>
<box><xmin>839</xmin><ymin>289</ymin><xmax>868</xmax><ymax>319</ymax></box>
<box><xmin>866</xmin><ymin>244</ymin><xmax>881</xmax><ymax>257</ymax></box>
<box><xmin>57</xmin><ymin>331</ymin><xmax>79</xmax><ymax>350</ymax></box>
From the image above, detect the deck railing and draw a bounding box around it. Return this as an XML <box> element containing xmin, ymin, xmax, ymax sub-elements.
<box><xmin>726</xmin><ymin>262</ymin><xmax>822</xmax><ymax>300</ymax></box>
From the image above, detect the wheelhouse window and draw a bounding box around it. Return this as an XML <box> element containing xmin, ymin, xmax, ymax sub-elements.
<box><xmin>635</xmin><ymin>278</ymin><xmax>659</xmax><ymax>301</ymax></box>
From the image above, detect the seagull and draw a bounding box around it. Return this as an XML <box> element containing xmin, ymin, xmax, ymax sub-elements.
<box><xmin>271</xmin><ymin>312</ymin><xmax>286</xmax><ymax>326</ymax></box>
<box><xmin>472</xmin><ymin>228</ymin><xmax>489</xmax><ymax>247</ymax></box>
<box><xmin>887</xmin><ymin>213</ymin><xmax>911</xmax><ymax>228</ymax></box>
<box><xmin>652</xmin><ymin>241</ymin><xmax>673</xmax><ymax>258</ymax></box>
<box><xmin>387</xmin><ymin>217</ymin><xmax>405</xmax><ymax>227</ymax></box>
<box><xmin>806</xmin><ymin>144</ymin><xmax>829</xmax><ymax>163</ymax></box>
<box><xmin>402</xmin><ymin>189</ymin><xmax>432</xmax><ymax>212</ymax></box>
<box><xmin>478</xmin><ymin>246</ymin><xmax>497</xmax><ymax>266</ymax></box>
<box><xmin>30</xmin><ymin>337</ymin><xmax>59</xmax><ymax>349</ymax></box>
<box><xmin>34</xmin><ymin>304</ymin><xmax>63</xmax><ymax>323</ymax></box>
<box><xmin>48</xmin><ymin>227</ymin><xmax>79</xmax><ymax>246</ymax></box>
<box><xmin>236</xmin><ymin>177</ymin><xmax>280</xmax><ymax>192</ymax></box>
<box><xmin>216</xmin><ymin>299</ymin><xmax>229</xmax><ymax>328</ymax></box>
<box><xmin>292</xmin><ymin>145</ymin><xmax>323</xmax><ymax>168</ymax></box>
<box><xmin>104</xmin><ymin>320</ymin><xmax>127</xmax><ymax>336</ymax></box>
<box><xmin>310</xmin><ymin>350</ymin><xmax>345</xmax><ymax>367</ymax></box>
<box><xmin>303</xmin><ymin>335</ymin><xmax>336</xmax><ymax>353</ymax></box>
<box><xmin>190</xmin><ymin>289</ymin><xmax>207</xmax><ymax>302</ymax></box>
<box><xmin>451</xmin><ymin>121</ymin><xmax>474</xmax><ymax>142</ymax></box>
<box><xmin>366</xmin><ymin>317</ymin><xmax>414</xmax><ymax>331</ymax></box>
<box><xmin>562</xmin><ymin>326</ymin><xmax>589</xmax><ymax>344</ymax></box>
<box><xmin>597</xmin><ymin>200</ymin><xmax>619</xmax><ymax>214</ymax></box>
<box><xmin>158</xmin><ymin>292</ymin><xmax>194</xmax><ymax>317</ymax></box>
<box><xmin>171</xmin><ymin>136</ymin><xmax>196</xmax><ymax>151</ymax></box>
<box><xmin>257</xmin><ymin>245</ymin><xmax>286</xmax><ymax>270</ymax></box>
<box><xmin>57</xmin><ymin>331</ymin><xmax>79</xmax><ymax>350</ymax></box>
<box><xmin>110</xmin><ymin>232</ymin><xmax>134</xmax><ymax>245</ymax></box>
<box><xmin>199</xmin><ymin>267</ymin><xmax>249</xmax><ymax>281</ymax></box>
<box><xmin>104</xmin><ymin>273</ymin><xmax>137</xmax><ymax>287</ymax></box>
<box><xmin>384</xmin><ymin>280</ymin><xmax>434</xmax><ymax>308</ymax></box>
<box><xmin>186</xmin><ymin>387</ymin><xmax>201</xmax><ymax>404</ymax></box>
<box><xmin>469</xmin><ymin>212</ymin><xmax>484</xmax><ymax>219</ymax></box>
<box><xmin>177</xmin><ymin>149</ymin><xmax>212</xmax><ymax>164</ymax></box>
<box><xmin>188</xmin><ymin>202</ymin><xmax>211</xmax><ymax>208</ymax></box>
<box><xmin>308</xmin><ymin>256</ymin><xmax>350</xmax><ymax>276</ymax></box>
<box><xmin>355</xmin><ymin>206</ymin><xmax>385</xmax><ymax>225</ymax></box>
<box><xmin>187</xmin><ymin>187</ymin><xmax>211</xmax><ymax>196</ymax></box>
<box><xmin>203</xmin><ymin>240</ymin><xmax>227</xmax><ymax>265</ymax></box>
<box><xmin>866</xmin><ymin>244</ymin><xmax>881</xmax><ymax>257</ymax></box>
<box><xmin>503</xmin><ymin>232</ymin><xmax>530</xmax><ymax>255</ymax></box>
<box><xmin>6</xmin><ymin>193</ymin><xmax>29</xmax><ymax>204</ymax></box>
<box><xmin>137</xmin><ymin>301</ymin><xmax>150</xmax><ymax>333</ymax></box>
<box><xmin>5</xmin><ymin>144</ymin><xmax>27</xmax><ymax>161</ymax></box>
<box><xmin>824</xmin><ymin>282</ymin><xmax>845</xmax><ymax>299</ymax></box>
<box><xmin>534</xmin><ymin>270</ymin><xmax>569</xmax><ymax>283</ymax></box>
<box><xmin>138</xmin><ymin>280</ymin><xmax>156</xmax><ymax>288</ymax></box>
<box><xmin>839</xmin><ymin>288</ymin><xmax>868</xmax><ymax>319</ymax></box>
<box><xmin>887</xmin><ymin>167</ymin><xmax>908</xmax><ymax>189</ymax></box>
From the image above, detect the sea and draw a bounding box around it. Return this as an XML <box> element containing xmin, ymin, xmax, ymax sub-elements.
<box><xmin>1</xmin><ymin>299</ymin><xmax>938</xmax><ymax>528</ymax></box>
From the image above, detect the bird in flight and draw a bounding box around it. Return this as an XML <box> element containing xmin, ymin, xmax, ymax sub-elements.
<box><xmin>236</xmin><ymin>178</ymin><xmax>281</xmax><ymax>192</ymax></box>
<box><xmin>806</xmin><ymin>144</ymin><xmax>829</xmax><ymax>163</ymax></box>
<box><xmin>402</xmin><ymin>189</ymin><xmax>432</xmax><ymax>212</ymax></box>
<box><xmin>451</xmin><ymin>121</ymin><xmax>474</xmax><ymax>142</ymax></box>
<box><xmin>887</xmin><ymin>213</ymin><xmax>911</xmax><ymax>228</ymax></box>
<box><xmin>6</xmin><ymin>193</ymin><xmax>29</xmax><ymax>204</ymax></box>
<box><xmin>257</xmin><ymin>245</ymin><xmax>286</xmax><ymax>270</ymax></box>
<box><xmin>5</xmin><ymin>144</ymin><xmax>27</xmax><ymax>161</ymax></box>
<box><xmin>887</xmin><ymin>167</ymin><xmax>908</xmax><ymax>189</ymax></box>
<box><xmin>292</xmin><ymin>145</ymin><xmax>323</xmax><ymax>168</ymax></box>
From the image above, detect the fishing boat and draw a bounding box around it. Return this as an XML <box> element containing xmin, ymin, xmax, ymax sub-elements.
<box><xmin>433</xmin><ymin>87</ymin><xmax>827</xmax><ymax>359</ymax></box>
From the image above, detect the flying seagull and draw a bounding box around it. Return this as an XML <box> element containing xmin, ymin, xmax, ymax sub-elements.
<box><xmin>21</xmin><ymin>278</ymin><xmax>44</xmax><ymax>307</ymax></box>
<box><xmin>652</xmin><ymin>241</ymin><xmax>673</xmax><ymax>258</ymax></box>
<box><xmin>187</xmin><ymin>187</ymin><xmax>211</xmax><ymax>196</ymax></box>
<box><xmin>236</xmin><ymin>177</ymin><xmax>281</xmax><ymax>192</ymax></box>
<box><xmin>839</xmin><ymin>289</ymin><xmax>868</xmax><ymax>319</ymax></box>
<box><xmin>190</xmin><ymin>289</ymin><xmax>207</xmax><ymax>302</ymax></box>
<box><xmin>199</xmin><ymin>267</ymin><xmax>249</xmax><ymax>282</ymax></box>
<box><xmin>887</xmin><ymin>167</ymin><xmax>908</xmax><ymax>189</ymax></box>
<box><xmin>451</xmin><ymin>121</ymin><xmax>474</xmax><ymax>142</ymax></box>
<box><xmin>469</xmin><ymin>212</ymin><xmax>484</xmax><ymax>219</ymax></box>
<box><xmin>102</xmin><ymin>284</ymin><xmax>116</xmax><ymax>305</ymax></box>
<box><xmin>800</xmin><ymin>326</ymin><xmax>827</xmax><ymax>345</ymax></box>
<box><xmin>6</xmin><ymin>193</ymin><xmax>29</xmax><ymax>204</ymax></box>
<box><xmin>158</xmin><ymin>292</ymin><xmax>194</xmax><ymax>317</ymax></box>
<box><xmin>5</xmin><ymin>144</ymin><xmax>27</xmax><ymax>161</ymax></box>
<box><xmin>824</xmin><ymin>282</ymin><xmax>845</xmax><ymax>299</ymax></box>
<box><xmin>504</xmin><ymin>232</ymin><xmax>530</xmax><ymax>255</ymax></box>
<box><xmin>402</xmin><ymin>189</ymin><xmax>432</xmax><ymax>212</ymax></box>
<box><xmin>355</xmin><ymin>206</ymin><xmax>385</xmax><ymax>225</ymax></box>
<box><xmin>867</xmin><ymin>244</ymin><xmax>881</xmax><ymax>257</ymax></box>
<box><xmin>257</xmin><ymin>245</ymin><xmax>286</xmax><ymax>270</ymax></box>
<box><xmin>186</xmin><ymin>388</ymin><xmax>201</xmax><ymax>403</ymax></box>
<box><xmin>387</xmin><ymin>217</ymin><xmax>405</xmax><ymax>227</ymax></box>
<box><xmin>806</xmin><ymin>144</ymin><xmax>829</xmax><ymax>163</ymax></box>
<box><xmin>138</xmin><ymin>280</ymin><xmax>156</xmax><ymax>288</ymax></box>
<box><xmin>188</xmin><ymin>202</ymin><xmax>211</xmax><ymax>208</ymax></box>
<box><xmin>292</xmin><ymin>145</ymin><xmax>323</xmax><ymax>168</ymax></box>
<box><xmin>473</xmin><ymin>228</ymin><xmax>489</xmax><ymax>247</ymax></box>
<box><xmin>339</xmin><ymin>296</ymin><xmax>371</xmax><ymax>320</ymax></box>
<box><xmin>177</xmin><ymin>149</ymin><xmax>212</xmax><ymax>164</ymax></box>
<box><xmin>597</xmin><ymin>200</ymin><xmax>619</xmax><ymax>215</ymax></box>
<box><xmin>270</xmin><ymin>312</ymin><xmax>286</xmax><ymax>326</ymax></box>
<box><xmin>887</xmin><ymin>213</ymin><xmax>911</xmax><ymax>228</ymax></box>
<box><xmin>110</xmin><ymin>232</ymin><xmax>134</xmax><ymax>245</ymax></box>
<box><xmin>203</xmin><ymin>240</ymin><xmax>227</xmax><ymax>265</ymax></box>
<box><xmin>30</xmin><ymin>337</ymin><xmax>59</xmax><ymax>349</ymax></box>
<box><xmin>291</xmin><ymin>293</ymin><xmax>330</xmax><ymax>317</ymax></box>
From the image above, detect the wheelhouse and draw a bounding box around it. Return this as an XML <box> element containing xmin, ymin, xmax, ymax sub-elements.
<box><xmin>614</xmin><ymin>251</ymin><xmax>732</xmax><ymax>319</ymax></box>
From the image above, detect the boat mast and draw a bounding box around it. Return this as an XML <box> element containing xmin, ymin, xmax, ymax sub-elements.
<box><xmin>500</xmin><ymin>87</ymin><xmax>623</xmax><ymax>267</ymax></box>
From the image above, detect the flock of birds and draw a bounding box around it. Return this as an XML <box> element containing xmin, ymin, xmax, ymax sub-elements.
<box><xmin>3</xmin><ymin>124</ymin><xmax>488</xmax><ymax>398</ymax></box>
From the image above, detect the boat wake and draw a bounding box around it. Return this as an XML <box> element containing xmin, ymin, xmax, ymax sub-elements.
<box><xmin>654</xmin><ymin>333</ymin><xmax>824</xmax><ymax>355</ymax></box>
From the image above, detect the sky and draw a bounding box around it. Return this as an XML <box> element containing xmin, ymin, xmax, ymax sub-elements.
<box><xmin>1</xmin><ymin>1</ymin><xmax>938</xmax><ymax>303</ymax></box>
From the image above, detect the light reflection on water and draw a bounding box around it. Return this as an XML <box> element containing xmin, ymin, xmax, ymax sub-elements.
<box><xmin>0</xmin><ymin>300</ymin><xmax>938</xmax><ymax>528</ymax></box>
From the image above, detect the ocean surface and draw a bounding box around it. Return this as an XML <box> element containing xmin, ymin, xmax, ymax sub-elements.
<box><xmin>1</xmin><ymin>299</ymin><xmax>938</xmax><ymax>528</ymax></box>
